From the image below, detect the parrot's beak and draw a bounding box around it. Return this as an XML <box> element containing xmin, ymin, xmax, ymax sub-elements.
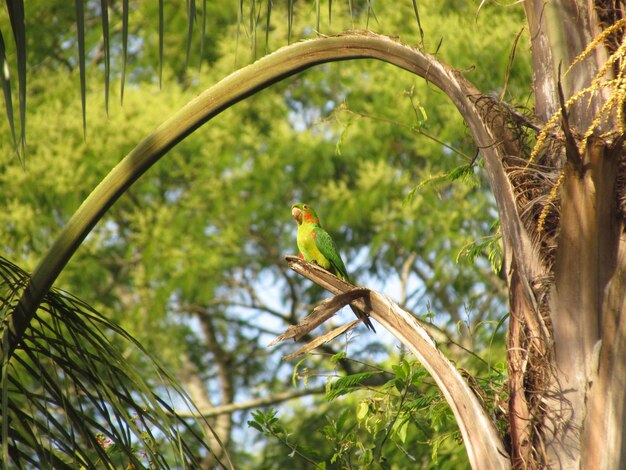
<box><xmin>291</xmin><ymin>206</ymin><xmax>302</xmax><ymax>225</ymax></box>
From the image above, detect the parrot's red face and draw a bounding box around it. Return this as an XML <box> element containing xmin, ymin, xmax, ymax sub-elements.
<box><xmin>291</xmin><ymin>203</ymin><xmax>319</xmax><ymax>225</ymax></box>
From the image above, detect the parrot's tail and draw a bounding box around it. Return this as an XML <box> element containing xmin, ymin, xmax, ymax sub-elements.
<box><xmin>350</xmin><ymin>305</ymin><xmax>376</xmax><ymax>333</ymax></box>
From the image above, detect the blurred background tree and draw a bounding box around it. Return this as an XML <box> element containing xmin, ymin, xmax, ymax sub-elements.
<box><xmin>0</xmin><ymin>1</ymin><xmax>530</xmax><ymax>467</ymax></box>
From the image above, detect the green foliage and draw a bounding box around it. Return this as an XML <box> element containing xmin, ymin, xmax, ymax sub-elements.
<box><xmin>456</xmin><ymin>222</ymin><xmax>504</xmax><ymax>275</ymax></box>
<box><xmin>326</xmin><ymin>371</ymin><xmax>382</xmax><ymax>399</ymax></box>
<box><xmin>407</xmin><ymin>163</ymin><xmax>480</xmax><ymax>198</ymax></box>
<box><xmin>248</xmin><ymin>408</ymin><xmax>322</xmax><ymax>466</ymax></box>
<box><xmin>247</xmin><ymin>355</ymin><xmax>510</xmax><ymax>468</ymax></box>
<box><xmin>0</xmin><ymin>257</ymin><xmax>214</xmax><ymax>469</ymax></box>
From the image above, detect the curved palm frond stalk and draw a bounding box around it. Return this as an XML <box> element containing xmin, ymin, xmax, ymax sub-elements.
<box><xmin>0</xmin><ymin>257</ymin><xmax>229</xmax><ymax>469</ymax></box>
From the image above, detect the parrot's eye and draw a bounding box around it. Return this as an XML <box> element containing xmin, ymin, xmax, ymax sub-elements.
<box><xmin>303</xmin><ymin>204</ymin><xmax>309</xmax><ymax>210</ymax></box>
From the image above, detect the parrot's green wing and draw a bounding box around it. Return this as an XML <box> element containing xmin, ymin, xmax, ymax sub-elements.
<box><xmin>312</xmin><ymin>227</ymin><xmax>350</xmax><ymax>281</ymax></box>
<box><xmin>313</xmin><ymin>226</ymin><xmax>376</xmax><ymax>332</ymax></box>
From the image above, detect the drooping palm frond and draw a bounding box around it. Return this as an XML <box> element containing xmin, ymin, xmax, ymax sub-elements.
<box><xmin>121</xmin><ymin>0</ymin><xmax>129</xmax><ymax>105</ymax></box>
<box><xmin>99</xmin><ymin>0</ymin><xmax>110</xmax><ymax>116</ymax></box>
<box><xmin>0</xmin><ymin>256</ymin><xmax>229</xmax><ymax>469</ymax></box>
<box><xmin>2</xmin><ymin>0</ymin><xmax>25</xmax><ymax>163</ymax></box>
<box><xmin>75</xmin><ymin>0</ymin><xmax>87</xmax><ymax>136</ymax></box>
<box><xmin>186</xmin><ymin>0</ymin><xmax>197</xmax><ymax>69</ymax></box>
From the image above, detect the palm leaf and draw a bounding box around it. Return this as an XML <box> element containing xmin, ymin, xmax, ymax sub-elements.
<box><xmin>75</xmin><ymin>0</ymin><xmax>87</xmax><ymax>136</ymax></box>
<box><xmin>328</xmin><ymin>0</ymin><xmax>332</xmax><ymax>25</ymax></box>
<box><xmin>348</xmin><ymin>0</ymin><xmax>354</xmax><ymax>27</ymax></box>
<box><xmin>200</xmin><ymin>0</ymin><xmax>207</xmax><ymax>69</ymax></box>
<box><xmin>100</xmin><ymin>0</ymin><xmax>110</xmax><ymax>115</ymax></box>
<box><xmin>265</xmin><ymin>0</ymin><xmax>272</xmax><ymax>53</ymax></box>
<box><xmin>412</xmin><ymin>0</ymin><xmax>425</xmax><ymax>44</ymax></box>
<box><xmin>0</xmin><ymin>257</ymin><xmax>229</xmax><ymax>468</ymax></box>
<box><xmin>5</xmin><ymin>0</ymin><xmax>26</xmax><ymax>160</ymax></box>
<box><xmin>316</xmin><ymin>0</ymin><xmax>320</xmax><ymax>32</ymax></box>
<box><xmin>236</xmin><ymin>0</ymin><xmax>243</xmax><ymax>63</ymax></box>
<box><xmin>250</xmin><ymin>0</ymin><xmax>258</xmax><ymax>57</ymax></box>
<box><xmin>121</xmin><ymin>0</ymin><xmax>129</xmax><ymax>104</ymax></box>
<box><xmin>159</xmin><ymin>0</ymin><xmax>164</xmax><ymax>87</ymax></box>
<box><xmin>288</xmin><ymin>0</ymin><xmax>293</xmax><ymax>43</ymax></box>
<box><xmin>0</xmin><ymin>29</ymin><xmax>18</xmax><ymax>158</ymax></box>
<box><xmin>186</xmin><ymin>0</ymin><xmax>196</xmax><ymax>69</ymax></box>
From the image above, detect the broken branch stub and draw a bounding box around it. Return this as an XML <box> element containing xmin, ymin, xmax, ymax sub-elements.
<box><xmin>283</xmin><ymin>319</ymin><xmax>361</xmax><ymax>360</ymax></box>
<box><xmin>268</xmin><ymin>288</ymin><xmax>369</xmax><ymax>345</ymax></box>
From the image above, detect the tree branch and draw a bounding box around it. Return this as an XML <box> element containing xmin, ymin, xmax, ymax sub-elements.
<box><xmin>173</xmin><ymin>386</ymin><xmax>326</xmax><ymax>419</ymax></box>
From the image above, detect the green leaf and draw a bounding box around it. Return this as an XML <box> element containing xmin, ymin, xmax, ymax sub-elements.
<box><xmin>249</xmin><ymin>0</ymin><xmax>256</xmax><ymax>57</ymax></box>
<box><xmin>74</xmin><ymin>0</ymin><xmax>86</xmax><ymax>136</ymax></box>
<box><xmin>200</xmin><ymin>0</ymin><xmax>207</xmax><ymax>67</ymax></box>
<box><xmin>288</xmin><ymin>0</ymin><xmax>294</xmax><ymax>43</ymax></box>
<box><xmin>99</xmin><ymin>0</ymin><xmax>110</xmax><ymax>115</ymax></box>
<box><xmin>395</xmin><ymin>418</ymin><xmax>409</xmax><ymax>444</ymax></box>
<box><xmin>356</xmin><ymin>401</ymin><xmax>369</xmax><ymax>421</ymax></box>
<box><xmin>391</xmin><ymin>361</ymin><xmax>408</xmax><ymax>381</ymax></box>
<box><xmin>186</xmin><ymin>0</ymin><xmax>196</xmax><ymax>68</ymax></box>
<box><xmin>331</xmin><ymin>351</ymin><xmax>347</xmax><ymax>363</ymax></box>
<box><xmin>326</xmin><ymin>371</ymin><xmax>379</xmax><ymax>400</ymax></box>
<box><xmin>456</xmin><ymin>229</ymin><xmax>503</xmax><ymax>274</ymax></box>
<box><xmin>336</xmin><ymin>408</ymin><xmax>350</xmax><ymax>433</ymax></box>
<box><xmin>158</xmin><ymin>0</ymin><xmax>164</xmax><ymax>87</ymax></box>
<box><xmin>120</xmin><ymin>0</ymin><xmax>129</xmax><ymax>105</ymax></box>
<box><xmin>0</xmin><ymin>29</ymin><xmax>17</xmax><ymax>158</ymax></box>
<box><xmin>5</xmin><ymin>0</ymin><xmax>26</xmax><ymax>158</ymax></box>
<box><xmin>247</xmin><ymin>419</ymin><xmax>263</xmax><ymax>432</ymax></box>
<box><xmin>292</xmin><ymin>357</ymin><xmax>308</xmax><ymax>386</ymax></box>
<box><xmin>407</xmin><ymin>164</ymin><xmax>479</xmax><ymax>202</ymax></box>
<box><xmin>410</xmin><ymin>367</ymin><xmax>427</xmax><ymax>386</ymax></box>
<box><xmin>316</xmin><ymin>0</ymin><xmax>320</xmax><ymax>32</ymax></box>
<box><xmin>264</xmin><ymin>0</ymin><xmax>271</xmax><ymax>53</ymax></box>
<box><xmin>401</xmin><ymin>359</ymin><xmax>411</xmax><ymax>378</ymax></box>
<box><xmin>412</xmin><ymin>0</ymin><xmax>425</xmax><ymax>44</ymax></box>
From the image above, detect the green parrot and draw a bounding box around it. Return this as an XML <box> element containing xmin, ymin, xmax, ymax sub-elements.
<box><xmin>291</xmin><ymin>202</ymin><xmax>375</xmax><ymax>332</ymax></box>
